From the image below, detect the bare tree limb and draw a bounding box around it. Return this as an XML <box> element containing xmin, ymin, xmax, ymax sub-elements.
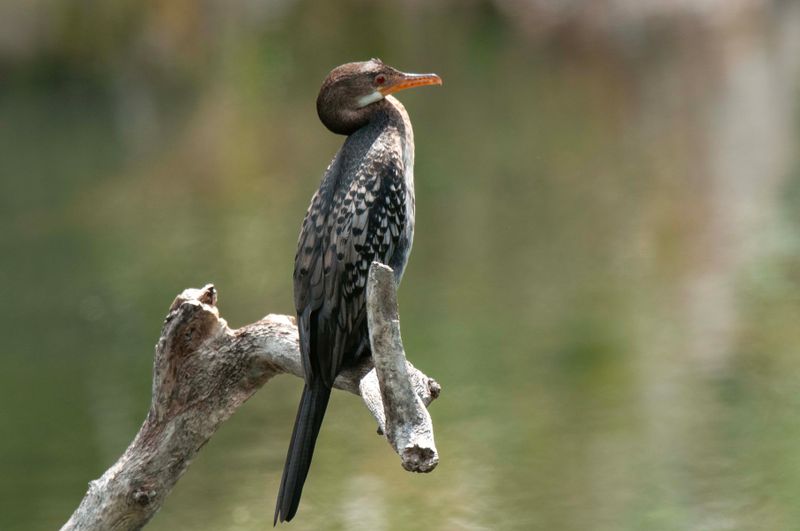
<box><xmin>62</xmin><ymin>263</ymin><xmax>440</xmax><ymax>531</ymax></box>
<box><xmin>367</xmin><ymin>262</ymin><xmax>438</xmax><ymax>472</ymax></box>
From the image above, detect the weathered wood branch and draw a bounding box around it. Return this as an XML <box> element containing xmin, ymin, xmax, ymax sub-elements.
<box><xmin>62</xmin><ymin>263</ymin><xmax>440</xmax><ymax>531</ymax></box>
<box><xmin>366</xmin><ymin>263</ymin><xmax>438</xmax><ymax>472</ymax></box>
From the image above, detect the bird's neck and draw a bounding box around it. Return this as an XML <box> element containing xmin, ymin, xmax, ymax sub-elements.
<box><xmin>318</xmin><ymin>94</ymin><xmax>412</xmax><ymax>139</ymax></box>
<box><xmin>382</xmin><ymin>96</ymin><xmax>415</xmax><ymax>176</ymax></box>
<box><xmin>381</xmin><ymin>95</ymin><xmax>412</xmax><ymax>137</ymax></box>
<box><xmin>330</xmin><ymin>96</ymin><xmax>413</xmax><ymax>166</ymax></box>
<box><xmin>369</xmin><ymin>96</ymin><xmax>412</xmax><ymax>138</ymax></box>
<box><xmin>364</xmin><ymin>96</ymin><xmax>414</xmax><ymax>157</ymax></box>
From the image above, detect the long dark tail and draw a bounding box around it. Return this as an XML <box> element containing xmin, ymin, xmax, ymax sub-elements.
<box><xmin>274</xmin><ymin>381</ymin><xmax>332</xmax><ymax>524</ymax></box>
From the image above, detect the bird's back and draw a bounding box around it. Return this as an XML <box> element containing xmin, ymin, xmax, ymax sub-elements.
<box><xmin>294</xmin><ymin>99</ymin><xmax>415</xmax><ymax>386</ymax></box>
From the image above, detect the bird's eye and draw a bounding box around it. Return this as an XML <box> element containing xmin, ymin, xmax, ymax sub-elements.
<box><xmin>374</xmin><ymin>75</ymin><xmax>386</xmax><ymax>86</ymax></box>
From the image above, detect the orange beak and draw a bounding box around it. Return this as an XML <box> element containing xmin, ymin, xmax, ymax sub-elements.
<box><xmin>379</xmin><ymin>72</ymin><xmax>443</xmax><ymax>96</ymax></box>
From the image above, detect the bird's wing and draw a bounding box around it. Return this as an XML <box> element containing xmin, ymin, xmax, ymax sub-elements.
<box><xmin>294</xmin><ymin>147</ymin><xmax>407</xmax><ymax>387</ymax></box>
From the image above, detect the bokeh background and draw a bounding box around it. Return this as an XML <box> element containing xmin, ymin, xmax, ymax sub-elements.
<box><xmin>3</xmin><ymin>1</ymin><xmax>800</xmax><ymax>529</ymax></box>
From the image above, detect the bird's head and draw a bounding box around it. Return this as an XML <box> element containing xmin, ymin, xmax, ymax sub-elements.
<box><xmin>317</xmin><ymin>58</ymin><xmax>442</xmax><ymax>135</ymax></box>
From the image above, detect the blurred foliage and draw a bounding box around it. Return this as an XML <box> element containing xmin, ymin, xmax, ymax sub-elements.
<box><xmin>2</xmin><ymin>0</ymin><xmax>800</xmax><ymax>529</ymax></box>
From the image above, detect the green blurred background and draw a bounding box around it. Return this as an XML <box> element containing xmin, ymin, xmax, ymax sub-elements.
<box><xmin>3</xmin><ymin>1</ymin><xmax>800</xmax><ymax>529</ymax></box>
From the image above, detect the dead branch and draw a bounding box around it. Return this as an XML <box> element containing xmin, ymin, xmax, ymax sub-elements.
<box><xmin>61</xmin><ymin>262</ymin><xmax>439</xmax><ymax>531</ymax></box>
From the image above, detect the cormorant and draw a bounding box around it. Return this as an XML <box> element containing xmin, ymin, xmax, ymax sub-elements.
<box><xmin>274</xmin><ymin>59</ymin><xmax>441</xmax><ymax>523</ymax></box>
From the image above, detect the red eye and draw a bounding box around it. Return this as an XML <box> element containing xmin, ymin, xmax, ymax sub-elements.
<box><xmin>375</xmin><ymin>75</ymin><xmax>386</xmax><ymax>85</ymax></box>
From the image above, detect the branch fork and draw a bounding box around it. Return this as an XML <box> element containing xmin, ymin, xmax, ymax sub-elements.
<box><xmin>62</xmin><ymin>262</ymin><xmax>439</xmax><ymax>530</ymax></box>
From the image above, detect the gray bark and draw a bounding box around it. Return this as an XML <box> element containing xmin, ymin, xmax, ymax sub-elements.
<box><xmin>62</xmin><ymin>263</ymin><xmax>440</xmax><ymax>531</ymax></box>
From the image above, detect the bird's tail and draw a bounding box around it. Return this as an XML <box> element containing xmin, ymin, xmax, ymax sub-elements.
<box><xmin>274</xmin><ymin>381</ymin><xmax>332</xmax><ymax>524</ymax></box>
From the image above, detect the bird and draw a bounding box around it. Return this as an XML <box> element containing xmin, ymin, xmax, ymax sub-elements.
<box><xmin>274</xmin><ymin>59</ymin><xmax>441</xmax><ymax>524</ymax></box>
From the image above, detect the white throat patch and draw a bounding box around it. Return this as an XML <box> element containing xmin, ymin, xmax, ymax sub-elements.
<box><xmin>357</xmin><ymin>90</ymin><xmax>384</xmax><ymax>108</ymax></box>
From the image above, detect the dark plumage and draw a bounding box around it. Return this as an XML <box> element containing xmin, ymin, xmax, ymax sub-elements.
<box><xmin>274</xmin><ymin>59</ymin><xmax>441</xmax><ymax>524</ymax></box>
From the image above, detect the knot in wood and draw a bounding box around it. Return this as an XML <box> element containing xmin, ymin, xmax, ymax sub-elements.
<box><xmin>132</xmin><ymin>487</ymin><xmax>157</xmax><ymax>507</ymax></box>
<box><xmin>428</xmin><ymin>378</ymin><xmax>441</xmax><ymax>399</ymax></box>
